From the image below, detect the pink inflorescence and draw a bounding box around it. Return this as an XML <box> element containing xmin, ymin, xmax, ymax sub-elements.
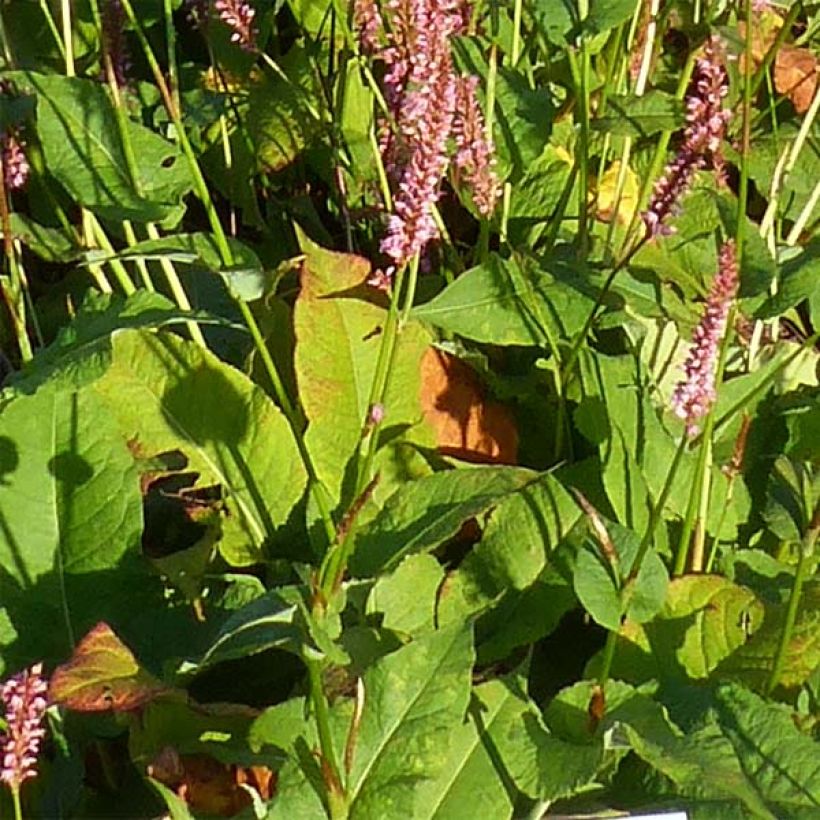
<box><xmin>213</xmin><ymin>0</ymin><xmax>258</xmax><ymax>51</ymax></box>
<box><xmin>642</xmin><ymin>36</ymin><xmax>731</xmax><ymax>237</ymax></box>
<box><xmin>452</xmin><ymin>76</ymin><xmax>501</xmax><ymax>218</ymax></box>
<box><xmin>671</xmin><ymin>240</ymin><xmax>739</xmax><ymax>436</ymax></box>
<box><xmin>1</xmin><ymin>131</ymin><xmax>29</xmax><ymax>192</ymax></box>
<box><xmin>1</xmin><ymin>663</ymin><xmax>48</xmax><ymax>792</ymax></box>
<box><xmin>355</xmin><ymin>0</ymin><xmax>499</xmax><ymax>276</ymax></box>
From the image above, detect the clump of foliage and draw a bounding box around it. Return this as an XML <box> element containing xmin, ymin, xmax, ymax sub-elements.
<box><xmin>0</xmin><ymin>0</ymin><xmax>818</xmax><ymax>818</ymax></box>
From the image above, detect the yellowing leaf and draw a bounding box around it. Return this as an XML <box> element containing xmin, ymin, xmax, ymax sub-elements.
<box><xmin>595</xmin><ymin>160</ymin><xmax>639</xmax><ymax>225</ymax></box>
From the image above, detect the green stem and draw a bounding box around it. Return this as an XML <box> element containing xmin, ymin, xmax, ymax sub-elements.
<box><xmin>633</xmin><ymin>434</ymin><xmax>688</xmax><ymax>581</ymax></box>
<box><xmin>11</xmin><ymin>784</ymin><xmax>22</xmax><ymax>820</ymax></box>
<box><xmin>765</xmin><ymin>518</ymin><xmax>818</xmax><ymax>695</ymax></box>
<box><xmin>598</xmin><ymin>628</ymin><xmax>618</xmax><ymax>688</ymax></box>
<box><xmin>307</xmin><ymin>658</ymin><xmax>346</xmax><ymax>815</ymax></box>
<box><xmin>60</xmin><ymin>0</ymin><xmax>74</xmax><ymax>76</ymax></box>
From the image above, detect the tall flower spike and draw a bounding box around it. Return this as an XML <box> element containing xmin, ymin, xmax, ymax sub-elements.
<box><xmin>1</xmin><ymin>664</ymin><xmax>48</xmax><ymax>793</ymax></box>
<box><xmin>642</xmin><ymin>36</ymin><xmax>730</xmax><ymax>237</ymax></box>
<box><xmin>671</xmin><ymin>240</ymin><xmax>739</xmax><ymax>437</ymax></box>
<box><xmin>452</xmin><ymin>76</ymin><xmax>501</xmax><ymax>217</ymax></box>
<box><xmin>214</xmin><ymin>0</ymin><xmax>258</xmax><ymax>52</ymax></box>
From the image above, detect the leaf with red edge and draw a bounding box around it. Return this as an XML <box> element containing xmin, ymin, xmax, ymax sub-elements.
<box><xmin>50</xmin><ymin>622</ymin><xmax>173</xmax><ymax>711</ymax></box>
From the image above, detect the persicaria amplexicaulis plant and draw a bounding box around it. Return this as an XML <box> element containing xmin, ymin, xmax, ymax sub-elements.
<box><xmin>671</xmin><ymin>239</ymin><xmax>739</xmax><ymax>436</ymax></box>
<box><xmin>1</xmin><ymin>130</ymin><xmax>29</xmax><ymax>192</ymax></box>
<box><xmin>185</xmin><ymin>0</ymin><xmax>258</xmax><ymax>51</ymax></box>
<box><xmin>354</xmin><ymin>0</ymin><xmax>500</xmax><ymax>277</ymax></box>
<box><xmin>1</xmin><ymin>664</ymin><xmax>48</xmax><ymax>804</ymax></box>
<box><xmin>642</xmin><ymin>36</ymin><xmax>731</xmax><ymax>238</ymax></box>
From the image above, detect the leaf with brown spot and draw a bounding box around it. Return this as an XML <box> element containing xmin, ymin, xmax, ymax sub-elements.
<box><xmin>50</xmin><ymin>622</ymin><xmax>173</xmax><ymax>712</ymax></box>
<box><xmin>775</xmin><ymin>46</ymin><xmax>819</xmax><ymax>114</ymax></box>
<box><xmin>420</xmin><ymin>348</ymin><xmax>518</xmax><ymax>464</ymax></box>
<box><xmin>149</xmin><ymin>747</ymin><xmax>275</xmax><ymax>816</ymax></box>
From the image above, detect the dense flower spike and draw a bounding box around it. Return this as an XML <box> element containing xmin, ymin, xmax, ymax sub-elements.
<box><xmin>452</xmin><ymin>76</ymin><xmax>501</xmax><ymax>217</ymax></box>
<box><xmin>101</xmin><ymin>0</ymin><xmax>131</xmax><ymax>87</ymax></box>
<box><xmin>354</xmin><ymin>0</ymin><xmax>497</xmax><ymax>275</ymax></box>
<box><xmin>1</xmin><ymin>131</ymin><xmax>29</xmax><ymax>192</ymax></box>
<box><xmin>214</xmin><ymin>0</ymin><xmax>258</xmax><ymax>51</ymax></box>
<box><xmin>671</xmin><ymin>240</ymin><xmax>739</xmax><ymax>436</ymax></box>
<box><xmin>642</xmin><ymin>36</ymin><xmax>730</xmax><ymax>237</ymax></box>
<box><xmin>1</xmin><ymin>664</ymin><xmax>48</xmax><ymax>792</ymax></box>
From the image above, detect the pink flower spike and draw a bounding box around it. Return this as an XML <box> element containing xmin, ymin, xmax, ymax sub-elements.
<box><xmin>1</xmin><ymin>663</ymin><xmax>48</xmax><ymax>793</ymax></box>
<box><xmin>642</xmin><ymin>36</ymin><xmax>730</xmax><ymax>237</ymax></box>
<box><xmin>213</xmin><ymin>0</ymin><xmax>258</xmax><ymax>52</ymax></box>
<box><xmin>1</xmin><ymin>131</ymin><xmax>29</xmax><ymax>192</ymax></box>
<box><xmin>671</xmin><ymin>240</ymin><xmax>739</xmax><ymax>437</ymax></box>
<box><xmin>452</xmin><ymin>76</ymin><xmax>501</xmax><ymax>217</ymax></box>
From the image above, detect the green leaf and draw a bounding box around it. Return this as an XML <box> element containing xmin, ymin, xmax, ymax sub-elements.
<box><xmin>345</xmin><ymin>624</ymin><xmax>475</xmax><ymax>817</ymax></box>
<box><xmin>294</xmin><ymin>230</ymin><xmax>431</xmax><ymax>502</ymax></box>
<box><xmin>247</xmin><ymin>49</ymin><xmax>323</xmax><ymax>172</ymax></box>
<box><xmin>11</xmin><ymin>291</ymin><xmax>230</xmax><ymax>392</ymax></box>
<box><xmin>409</xmin><ymin>679</ymin><xmax>520</xmax><ymax>818</ymax></box>
<box><xmin>604</xmin><ymin>575</ymin><xmax>765</xmax><ymax>684</ymax></box>
<box><xmin>413</xmin><ymin>253</ymin><xmax>595</xmax><ymax>346</ymax></box>
<box><xmin>0</xmin><ymin>385</ymin><xmax>143</xmax><ymax>672</ymax></box>
<box><xmin>611</xmin><ymin>690</ymin><xmax>776</xmax><ymax>817</ymax></box>
<box><xmin>573</xmin><ymin>522</ymin><xmax>668</xmax><ymax>631</ymax></box>
<box><xmin>438</xmin><ymin>471</ymin><xmax>579</xmax><ymax>620</ymax></box>
<box><xmin>757</xmin><ymin>241</ymin><xmax>820</xmax><ymax>318</ymax></box>
<box><xmin>593</xmin><ymin>90</ymin><xmax>685</xmax><ymax>138</ymax></box>
<box><xmin>15</xmin><ymin>72</ymin><xmax>192</xmax><ymax>222</ymax></box>
<box><xmin>350</xmin><ymin>466</ymin><xmax>536</xmax><ymax>577</ymax></box>
<box><xmin>488</xmin><ymin>677</ymin><xmax>605</xmax><ymax>802</ymax></box>
<box><xmin>717</xmin><ymin>579</ymin><xmax>820</xmax><ymax>693</ymax></box>
<box><xmin>533</xmin><ymin>0</ymin><xmax>637</xmax><ymax>48</ymax></box>
<box><xmin>367</xmin><ymin>554</ymin><xmax>444</xmax><ymax>637</ymax></box>
<box><xmin>179</xmin><ymin>587</ymin><xmax>317</xmax><ymax>676</ymax></box>
<box><xmin>713</xmin><ymin>683</ymin><xmax>820</xmax><ymax>815</ymax></box>
<box><xmin>2</xmin><ymin>214</ymin><xmax>79</xmax><ymax>263</ymax></box>
<box><xmin>91</xmin><ymin>330</ymin><xmax>307</xmax><ymax>565</ymax></box>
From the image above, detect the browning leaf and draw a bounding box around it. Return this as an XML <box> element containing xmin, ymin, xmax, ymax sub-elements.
<box><xmin>419</xmin><ymin>348</ymin><xmax>518</xmax><ymax>464</ymax></box>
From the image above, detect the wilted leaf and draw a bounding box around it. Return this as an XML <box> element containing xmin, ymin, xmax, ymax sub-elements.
<box><xmin>420</xmin><ymin>348</ymin><xmax>518</xmax><ymax>464</ymax></box>
<box><xmin>50</xmin><ymin>622</ymin><xmax>172</xmax><ymax>711</ymax></box>
<box><xmin>775</xmin><ymin>46</ymin><xmax>818</xmax><ymax>114</ymax></box>
<box><xmin>595</xmin><ymin>160</ymin><xmax>639</xmax><ymax>225</ymax></box>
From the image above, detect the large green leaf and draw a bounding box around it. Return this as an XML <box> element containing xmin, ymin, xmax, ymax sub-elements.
<box><xmin>345</xmin><ymin>624</ymin><xmax>475</xmax><ymax>817</ymax></box>
<box><xmin>294</xmin><ymin>230</ymin><xmax>432</xmax><ymax>503</ymax></box>
<box><xmin>712</xmin><ymin>683</ymin><xmax>820</xmax><ymax>815</ymax></box>
<box><xmin>11</xmin><ymin>291</ymin><xmax>230</xmax><ymax>393</ymax></box>
<box><xmin>717</xmin><ymin>579</ymin><xmax>820</xmax><ymax>693</ymax></box>
<box><xmin>15</xmin><ymin>72</ymin><xmax>192</xmax><ymax>222</ymax></box>
<box><xmin>601</xmin><ymin>575</ymin><xmax>765</xmax><ymax>684</ymax></box>
<box><xmin>90</xmin><ymin>330</ymin><xmax>307</xmax><ymax>565</ymax></box>
<box><xmin>0</xmin><ymin>385</ymin><xmax>143</xmax><ymax>673</ymax></box>
<box><xmin>438</xmin><ymin>471</ymin><xmax>580</xmax><ymax>661</ymax></box>
<box><xmin>350</xmin><ymin>466</ymin><xmax>536</xmax><ymax>577</ymax></box>
<box><xmin>413</xmin><ymin>253</ymin><xmax>594</xmax><ymax>347</ymax></box>
<box><xmin>593</xmin><ymin>90</ymin><xmax>685</xmax><ymax>138</ymax></box>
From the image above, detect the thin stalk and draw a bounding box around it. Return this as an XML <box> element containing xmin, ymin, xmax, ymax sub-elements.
<box><xmin>786</xmin><ymin>176</ymin><xmax>820</xmax><ymax>245</ymax></box>
<box><xmin>566</xmin><ymin>46</ymin><xmax>590</xmax><ymax>256</ymax></box>
<box><xmin>61</xmin><ymin>0</ymin><xmax>75</xmax><ymax>76</ymax></box>
<box><xmin>122</xmin><ymin>222</ymin><xmax>155</xmax><ymax>290</ymax></box>
<box><xmin>0</xmin><ymin>6</ymin><xmax>14</xmax><ymax>66</ymax></box>
<box><xmin>306</xmin><ymin>658</ymin><xmax>346</xmax><ymax>815</ymax></box>
<box><xmin>87</xmin><ymin>214</ymin><xmax>135</xmax><ymax>294</ymax></box>
<box><xmin>145</xmin><ymin>223</ymin><xmax>207</xmax><ymax>348</ymax></box>
<box><xmin>597</xmin><ymin>628</ymin><xmax>618</xmax><ymax>689</ymax></box>
<box><xmin>163</xmin><ymin>0</ymin><xmax>180</xmax><ymax>114</ymax></box>
<box><xmin>689</xmin><ymin>437</ymin><xmax>712</xmax><ymax>572</ymax></box>
<box><xmin>765</xmin><ymin>515</ymin><xmax>818</xmax><ymax>695</ymax></box>
<box><xmin>735</xmin><ymin>0</ymin><xmax>754</xmax><ymax>263</ymax></box>
<box><xmin>632</xmin><ymin>434</ymin><xmax>688</xmax><ymax>581</ymax></box>
<box><xmin>11</xmin><ymin>785</ymin><xmax>22</xmax><ymax>820</ymax></box>
<box><xmin>38</xmin><ymin>0</ymin><xmax>67</xmax><ymax>58</ymax></box>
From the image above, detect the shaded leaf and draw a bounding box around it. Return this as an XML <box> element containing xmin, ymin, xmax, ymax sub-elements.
<box><xmin>50</xmin><ymin>622</ymin><xmax>172</xmax><ymax>712</ymax></box>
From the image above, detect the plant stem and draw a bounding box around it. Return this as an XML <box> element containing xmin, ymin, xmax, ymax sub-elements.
<box><xmin>765</xmin><ymin>512</ymin><xmax>818</xmax><ymax>695</ymax></box>
<box><xmin>597</xmin><ymin>628</ymin><xmax>618</xmax><ymax>689</ymax></box>
<box><xmin>11</xmin><ymin>784</ymin><xmax>22</xmax><ymax>820</ymax></box>
<box><xmin>60</xmin><ymin>0</ymin><xmax>74</xmax><ymax>76</ymax></box>
<box><xmin>736</xmin><ymin>0</ymin><xmax>754</xmax><ymax>264</ymax></box>
<box><xmin>307</xmin><ymin>657</ymin><xmax>346</xmax><ymax>816</ymax></box>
